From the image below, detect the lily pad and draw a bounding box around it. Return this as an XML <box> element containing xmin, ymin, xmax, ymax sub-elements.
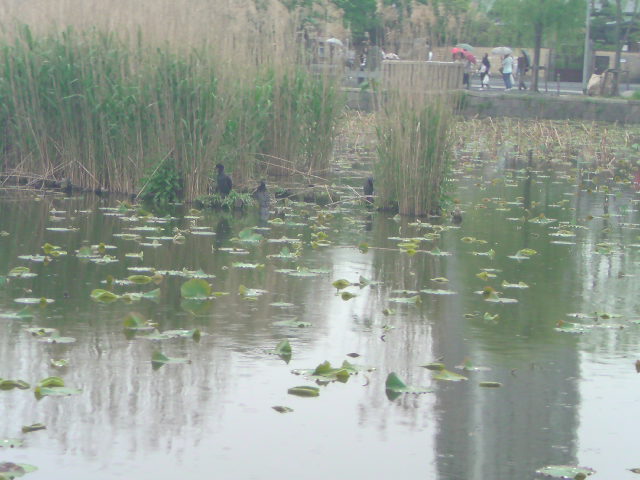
<box><xmin>535</xmin><ymin>465</ymin><xmax>595</xmax><ymax>479</ymax></box>
<box><xmin>151</xmin><ymin>351</ymin><xmax>190</xmax><ymax>369</ymax></box>
<box><xmin>389</xmin><ymin>295</ymin><xmax>422</xmax><ymax>304</ymax></box>
<box><xmin>90</xmin><ymin>289</ymin><xmax>120</xmax><ymax>303</ymax></box>
<box><xmin>287</xmin><ymin>385</ymin><xmax>320</xmax><ymax>397</ymax></box>
<box><xmin>385</xmin><ymin>372</ymin><xmax>433</xmax><ymax>395</ymax></box>
<box><xmin>180</xmin><ymin>279</ymin><xmax>212</xmax><ymax>299</ymax></box>
<box><xmin>21</xmin><ymin>424</ymin><xmax>46</xmax><ymax>433</ymax></box>
<box><xmin>433</xmin><ymin>369</ymin><xmax>468</xmax><ymax>382</ymax></box>
<box><xmin>0</xmin><ymin>438</ymin><xmax>23</xmax><ymax>448</ymax></box>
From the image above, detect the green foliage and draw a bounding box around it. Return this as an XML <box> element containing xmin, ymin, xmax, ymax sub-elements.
<box><xmin>491</xmin><ymin>0</ymin><xmax>585</xmax><ymax>43</ymax></box>
<box><xmin>195</xmin><ymin>191</ymin><xmax>255</xmax><ymax>210</ymax></box>
<box><xmin>332</xmin><ymin>0</ymin><xmax>380</xmax><ymax>43</ymax></box>
<box><xmin>139</xmin><ymin>158</ymin><xmax>183</xmax><ymax>205</ymax></box>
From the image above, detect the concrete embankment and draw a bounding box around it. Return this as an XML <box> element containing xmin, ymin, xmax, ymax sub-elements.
<box><xmin>345</xmin><ymin>88</ymin><xmax>640</xmax><ymax>124</ymax></box>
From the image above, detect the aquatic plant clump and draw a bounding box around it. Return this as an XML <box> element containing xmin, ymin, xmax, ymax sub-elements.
<box><xmin>375</xmin><ymin>95</ymin><xmax>454</xmax><ymax>216</ymax></box>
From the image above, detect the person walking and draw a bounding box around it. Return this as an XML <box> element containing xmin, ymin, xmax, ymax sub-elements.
<box><xmin>501</xmin><ymin>53</ymin><xmax>513</xmax><ymax>90</ymax></box>
<box><xmin>517</xmin><ymin>51</ymin><xmax>529</xmax><ymax>90</ymax></box>
<box><xmin>479</xmin><ymin>53</ymin><xmax>490</xmax><ymax>89</ymax></box>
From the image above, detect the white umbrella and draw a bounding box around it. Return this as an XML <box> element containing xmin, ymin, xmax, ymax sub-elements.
<box><xmin>326</xmin><ymin>37</ymin><xmax>344</xmax><ymax>47</ymax></box>
<box><xmin>491</xmin><ymin>46</ymin><xmax>512</xmax><ymax>55</ymax></box>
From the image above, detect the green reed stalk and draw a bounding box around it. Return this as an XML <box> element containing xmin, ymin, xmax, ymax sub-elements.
<box><xmin>374</xmin><ymin>92</ymin><xmax>454</xmax><ymax>217</ymax></box>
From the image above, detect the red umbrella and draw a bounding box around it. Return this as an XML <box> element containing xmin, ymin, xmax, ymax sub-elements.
<box><xmin>462</xmin><ymin>50</ymin><xmax>477</xmax><ymax>64</ymax></box>
<box><xmin>451</xmin><ymin>47</ymin><xmax>463</xmax><ymax>55</ymax></box>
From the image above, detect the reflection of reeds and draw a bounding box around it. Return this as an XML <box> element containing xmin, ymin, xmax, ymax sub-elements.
<box><xmin>374</xmin><ymin>91</ymin><xmax>454</xmax><ymax>217</ymax></box>
<box><xmin>0</xmin><ymin>25</ymin><xmax>342</xmax><ymax>200</ymax></box>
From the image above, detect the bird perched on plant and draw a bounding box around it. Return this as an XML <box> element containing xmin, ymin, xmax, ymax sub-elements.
<box><xmin>363</xmin><ymin>177</ymin><xmax>374</xmax><ymax>203</ymax></box>
<box><xmin>215</xmin><ymin>164</ymin><xmax>232</xmax><ymax>197</ymax></box>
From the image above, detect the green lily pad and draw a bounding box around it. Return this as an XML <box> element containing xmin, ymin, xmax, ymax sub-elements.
<box><xmin>385</xmin><ymin>372</ymin><xmax>433</xmax><ymax>395</ymax></box>
<box><xmin>90</xmin><ymin>289</ymin><xmax>120</xmax><ymax>303</ymax></box>
<box><xmin>232</xmin><ymin>262</ymin><xmax>265</xmax><ymax>269</ymax></box>
<box><xmin>268</xmin><ymin>339</ymin><xmax>292</xmax><ymax>357</ymax></box>
<box><xmin>287</xmin><ymin>386</ymin><xmax>320</xmax><ymax>397</ymax></box>
<box><xmin>21</xmin><ymin>424</ymin><xmax>46</xmax><ymax>433</ymax></box>
<box><xmin>433</xmin><ymin>369</ymin><xmax>468</xmax><ymax>382</ymax></box>
<box><xmin>421</xmin><ymin>362</ymin><xmax>445</xmax><ymax>371</ymax></box>
<box><xmin>14</xmin><ymin>297</ymin><xmax>54</xmax><ymax>305</ymax></box>
<box><xmin>180</xmin><ymin>279</ymin><xmax>212</xmax><ymax>299</ymax></box>
<box><xmin>389</xmin><ymin>295</ymin><xmax>422</xmax><ymax>304</ymax></box>
<box><xmin>535</xmin><ymin>465</ymin><xmax>595</xmax><ymax>479</ymax></box>
<box><xmin>479</xmin><ymin>381</ymin><xmax>502</xmax><ymax>388</ymax></box>
<box><xmin>38</xmin><ymin>336</ymin><xmax>76</xmax><ymax>344</ymax></box>
<box><xmin>0</xmin><ymin>380</ymin><xmax>30</xmax><ymax>390</ymax></box>
<box><xmin>0</xmin><ymin>438</ymin><xmax>23</xmax><ymax>448</ymax></box>
<box><xmin>151</xmin><ymin>351</ymin><xmax>190</xmax><ymax>369</ymax></box>
<box><xmin>420</xmin><ymin>289</ymin><xmax>457</xmax><ymax>295</ymax></box>
<box><xmin>234</xmin><ymin>228</ymin><xmax>263</xmax><ymax>244</ymax></box>
<box><xmin>35</xmin><ymin>386</ymin><xmax>82</xmax><ymax>398</ymax></box>
<box><xmin>332</xmin><ymin>279</ymin><xmax>351</xmax><ymax>290</ymax></box>
<box><xmin>49</xmin><ymin>359</ymin><xmax>69</xmax><ymax>368</ymax></box>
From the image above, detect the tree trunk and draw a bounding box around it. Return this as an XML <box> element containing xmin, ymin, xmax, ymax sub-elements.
<box><xmin>612</xmin><ymin>0</ymin><xmax>623</xmax><ymax>96</ymax></box>
<box><xmin>532</xmin><ymin>22</ymin><xmax>543</xmax><ymax>92</ymax></box>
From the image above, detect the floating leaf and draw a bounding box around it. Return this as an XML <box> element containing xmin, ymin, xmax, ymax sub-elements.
<box><xmin>235</xmin><ymin>228</ymin><xmax>263</xmax><ymax>244</ymax></box>
<box><xmin>420</xmin><ymin>289</ymin><xmax>456</xmax><ymax>295</ymax></box>
<box><xmin>0</xmin><ymin>438</ymin><xmax>23</xmax><ymax>448</ymax></box>
<box><xmin>433</xmin><ymin>369</ymin><xmax>468</xmax><ymax>382</ymax></box>
<box><xmin>232</xmin><ymin>262</ymin><xmax>265</xmax><ymax>269</ymax></box>
<box><xmin>21</xmin><ymin>424</ymin><xmax>46</xmax><ymax>433</ymax></box>
<box><xmin>127</xmin><ymin>275</ymin><xmax>153</xmax><ymax>284</ymax></box>
<box><xmin>272</xmin><ymin>406</ymin><xmax>294</xmax><ymax>413</ymax></box>
<box><xmin>90</xmin><ymin>289</ymin><xmax>120</xmax><ymax>303</ymax></box>
<box><xmin>385</xmin><ymin>372</ymin><xmax>433</xmax><ymax>395</ymax></box>
<box><xmin>535</xmin><ymin>465</ymin><xmax>595</xmax><ymax>479</ymax></box>
<box><xmin>151</xmin><ymin>351</ymin><xmax>190</xmax><ymax>369</ymax></box>
<box><xmin>501</xmin><ymin>280</ymin><xmax>529</xmax><ymax>289</ymax></box>
<box><xmin>180</xmin><ymin>279</ymin><xmax>212</xmax><ymax>299</ymax></box>
<box><xmin>479</xmin><ymin>381</ymin><xmax>502</xmax><ymax>388</ymax></box>
<box><xmin>389</xmin><ymin>295</ymin><xmax>422</xmax><ymax>304</ymax></box>
<box><xmin>341</xmin><ymin>291</ymin><xmax>356</xmax><ymax>301</ymax></box>
<box><xmin>0</xmin><ymin>379</ymin><xmax>30</xmax><ymax>390</ymax></box>
<box><xmin>421</xmin><ymin>362</ymin><xmax>445</xmax><ymax>371</ymax></box>
<box><xmin>273</xmin><ymin>339</ymin><xmax>292</xmax><ymax>356</ymax></box>
<box><xmin>332</xmin><ymin>279</ymin><xmax>351</xmax><ymax>290</ymax></box>
<box><xmin>238</xmin><ymin>285</ymin><xmax>267</xmax><ymax>298</ymax></box>
<box><xmin>49</xmin><ymin>359</ymin><xmax>69</xmax><ymax>368</ymax></box>
<box><xmin>287</xmin><ymin>386</ymin><xmax>320</xmax><ymax>397</ymax></box>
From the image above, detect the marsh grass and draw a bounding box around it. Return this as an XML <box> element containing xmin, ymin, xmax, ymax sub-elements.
<box><xmin>374</xmin><ymin>91</ymin><xmax>455</xmax><ymax>216</ymax></box>
<box><xmin>0</xmin><ymin>25</ymin><xmax>342</xmax><ymax>200</ymax></box>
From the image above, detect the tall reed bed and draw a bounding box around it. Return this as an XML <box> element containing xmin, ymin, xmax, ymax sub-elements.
<box><xmin>0</xmin><ymin>26</ymin><xmax>343</xmax><ymax>200</ymax></box>
<box><xmin>374</xmin><ymin>91</ymin><xmax>455</xmax><ymax>216</ymax></box>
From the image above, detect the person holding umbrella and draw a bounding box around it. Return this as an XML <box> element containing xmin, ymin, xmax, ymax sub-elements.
<box><xmin>501</xmin><ymin>52</ymin><xmax>514</xmax><ymax>90</ymax></box>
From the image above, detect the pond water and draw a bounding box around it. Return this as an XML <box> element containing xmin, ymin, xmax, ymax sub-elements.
<box><xmin>1</xmin><ymin>160</ymin><xmax>639</xmax><ymax>480</ymax></box>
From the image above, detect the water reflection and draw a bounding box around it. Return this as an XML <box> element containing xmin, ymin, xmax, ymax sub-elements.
<box><xmin>1</xmin><ymin>168</ymin><xmax>639</xmax><ymax>479</ymax></box>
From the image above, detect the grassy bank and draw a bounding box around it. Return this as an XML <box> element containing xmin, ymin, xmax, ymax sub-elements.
<box><xmin>0</xmin><ymin>26</ymin><xmax>343</xmax><ymax>201</ymax></box>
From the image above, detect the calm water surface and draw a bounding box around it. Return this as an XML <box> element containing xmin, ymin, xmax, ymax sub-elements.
<box><xmin>1</xmin><ymin>164</ymin><xmax>639</xmax><ymax>480</ymax></box>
